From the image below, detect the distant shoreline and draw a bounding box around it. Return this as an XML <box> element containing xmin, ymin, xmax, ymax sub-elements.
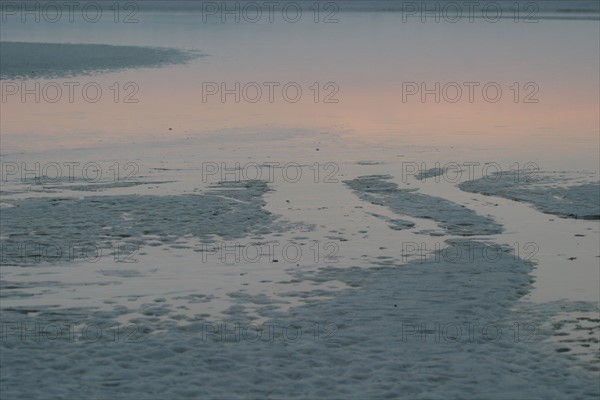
<box><xmin>1</xmin><ymin>1</ymin><xmax>599</xmax><ymax>20</ymax></box>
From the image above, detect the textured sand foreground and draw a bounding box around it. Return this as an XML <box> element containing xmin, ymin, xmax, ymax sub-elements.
<box><xmin>1</xmin><ymin>136</ymin><xmax>599</xmax><ymax>398</ymax></box>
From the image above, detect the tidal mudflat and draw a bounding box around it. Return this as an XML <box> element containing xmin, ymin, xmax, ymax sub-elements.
<box><xmin>1</xmin><ymin>2</ymin><xmax>599</xmax><ymax>399</ymax></box>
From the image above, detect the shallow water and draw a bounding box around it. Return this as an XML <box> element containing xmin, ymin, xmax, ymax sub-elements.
<box><xmin>1</xmin><ymin>2</ymin><xmax>599</xmax><ymax>398</ymax></box>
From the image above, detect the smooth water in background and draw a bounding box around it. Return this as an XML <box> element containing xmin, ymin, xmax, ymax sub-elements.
<box><xmin>1</xmin><ymin>2</ymin><xmax>598</xmax><ymax>172</ymax></box>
